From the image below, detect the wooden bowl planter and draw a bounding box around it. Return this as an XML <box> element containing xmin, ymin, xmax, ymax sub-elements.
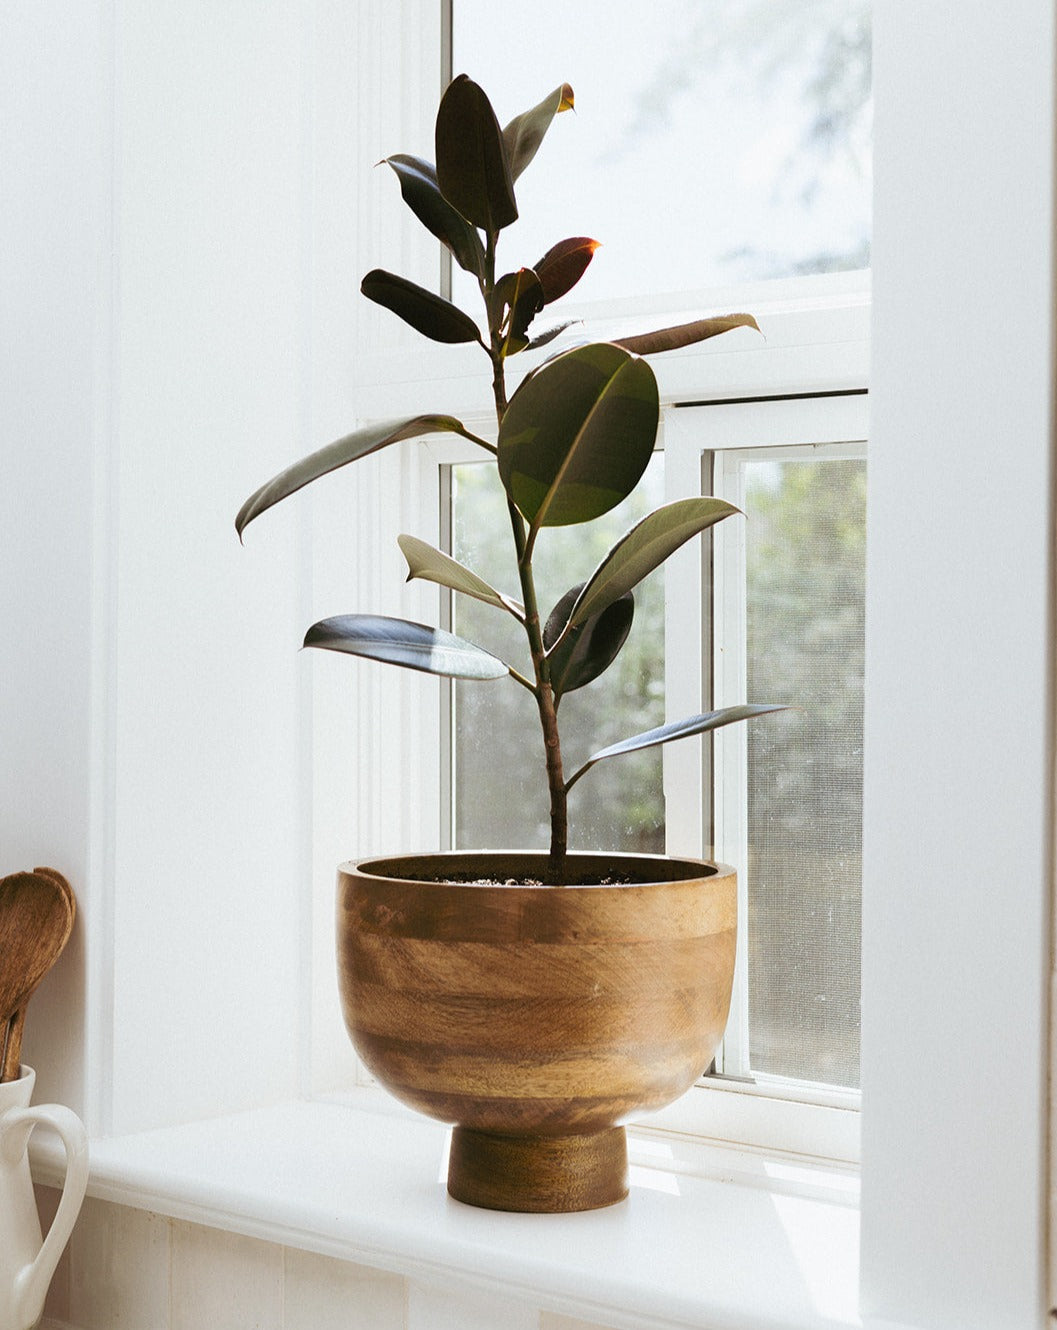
<box><xmin>337</xmin><ymin>851</ymin><xmax>736</xmax><ymax>1213</ymax></box>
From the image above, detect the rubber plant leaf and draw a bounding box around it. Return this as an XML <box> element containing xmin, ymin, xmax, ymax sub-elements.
<box><xmin>381</xmin><ymin>154</ymin><xmax>485</xmax><ymax>277</ymax></box>
<box><xmin>502</xmin><ymin>83</ymin><xmax>575</xmax><ymax>182</ymax></box>
<box><xmin>492</xmin><ymin>267</ymin><xmax>545</xmax><ymax>355</ymax></box>
<box><xmin>398</xmin><ymin>534</ymin><xmax>524</xmax><ymax>617</ymax></box>
<box><xmin>543</xmin><ymin>583</ymin><xmax>634</xmax><ymax>699</ymax></box>
<box><xmin>361</xmin><ymin>269</ymin><xmax>481</xmax><ymax>345</ymax></box>
<box><xmin>497</xmin><ymin>342</ymin><xmax>659</xmax><ymax>529</ymax></box>
<box><xmin>236</xmin><ymin>414</ymin><xmax>491</xmax><ymax>539</ymax></box>
<box><xmin>534</xmin><ymin>237</ymin><xmax>600</xmax><ymax>305</ymax></box>
<box><xmin>435</xmin><ymin>74</ymin><xmax>517</xmax><ymax>232</ymax></box>
<box><xmin>556</xmin><ymin>497</ymin><xmax>742</xmax><ymax>644</ymax></box>
<box><xmin>303</xmin><ymin>614</ymin><xmax>509</xmax><ymax>680</ymax></box>
<box><xmin>524</xmin><ymin>320</ymin><xmax>580</xmax><ymax>352</ymax></box>
<box><xmin>614</xmin><ymin>313</ymin><xmax>761</xmax><ymax>356</ymax></box>
<box><xmin>566</xmin><ymin>705</ymin><xmax>788</xmax><ymax>790</ymax></box>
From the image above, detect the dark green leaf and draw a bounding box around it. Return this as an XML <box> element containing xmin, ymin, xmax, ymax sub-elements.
<box><xmin>508</xmin><ymin>273</ymin><xmax>545</xmax><ymax>345</ymax></box>
<box><xmin>614</xmin><ymin>313</ymin><xmax>761</xmax><ymax>356</ymax></box>
<box><xmin>534</xmin><ymin>236</ymin><xmax>600</xmax><ymax>304</ymax></box>
<box><xmin>503</xmin><ymin>83</ymin><xmax>575</xmax><ymax>182</ymax></box>
<box><xmin>543</xmin><ymin>583</ymin><xmax>634</xmax><ymax>698</ymax></box>
<box><xmin>497</xmin><ymin>342</ymin><xmax>659</xmax><ymax>529</ymax></box>
<box><xmin>304</xmin><ymin>614</ymin><xmax>508</xmax><ymax>680</ymax></box>
<box><xmin>560</xmin><ymin>498</ymin><xmax>741</xmax><ymax>639</ymax></box>
<box><xmin>236</xmin><ymin>415</ymin><xmax>491</xmax><ymax>539</ymax></box>
<box><xmin>398</xmin><ymin>535</ymin><xmax>523</xmax><ymax>616</ymax></box>
<box><xmin>524</xmin><ymin>320</ymin><xmax>579</xmax><ymax>351</ymax></box>
<box><xmin>381</xmin><ymin>155</ymin><xmax>485</xmax><ymax>277</ymax></box>
<box><xmin>567</xmin><ymin>705</ymin><xmax>787</xmax><ymax>789</ymax></box>
<box><xmin>361</xmin><ymin>269</ymin><xmax>481</xmax><ymax>344</ymax></box>
<box><xmin>492</xmin><ymin>267</ymin><xmax>545</xmax><ymax>354</ymax></box>
<box><xmin>436</xmin><ymin>74</ymin><xmax>517</xmax><ymax>232</ymax></box>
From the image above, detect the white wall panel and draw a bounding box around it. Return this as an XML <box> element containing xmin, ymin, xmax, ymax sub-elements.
<box><xmin>68</xmin><ymin>1197</ymin><xmax>169</xmax><ymax>1330</ymax></box>
<box><xmin>171</xmin><ymin>1222</ymin><xmax>283</xmax><ymax>1330</ymax></box>
<box><xmin>407</xmin><ymin>1282</ymin><xmax>538</xmax><ymax>1330</ymax></box>
<box><xmin>861</xmin><ymin>3</ymin><xmax>1055</xmax><ymax>1327</ymax></box>
<box><xmin>0</xmin><ymin>0</ymin><xmax>446</xmax><ymax>1135</ymax></box>
<box><xmin>106</xmin><ymin>0</ymin><xmax>308</xmax><ymax>1132</ymax></box>
<box><xmin>0</xmin><ymin>3</ymin><xmax>111</xmax><ymax>1116</ymax></box>
<box><xmin>283</xmin><ymin>1248</ymin><xmax>406</xmax><ymax>1330</ymax></box>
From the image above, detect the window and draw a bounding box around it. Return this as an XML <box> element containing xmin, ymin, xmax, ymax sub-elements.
<box><xmin>309</xmin><ymin>11</ymin><xmax>873</xmax><ymax>1149</ymax></box>
<box><xmin>419</xmin><ymin>390</ymin><xmax>866</xmax><ymax>1156</ymax></box>
<box><xmin>427</xmin><ymin>1</ymin><xmax>872</xmax><ymax>1155</ymax></box>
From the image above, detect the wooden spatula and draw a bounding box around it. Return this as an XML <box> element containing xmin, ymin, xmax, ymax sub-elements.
<box><xmin>0</xmin><ymin>869</ymin><xmax>75</xmax><ymax>1081</ymax></box>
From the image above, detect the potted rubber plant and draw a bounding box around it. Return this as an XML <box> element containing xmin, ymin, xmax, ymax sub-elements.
<box><xmin>237</xmin><ymin>75</ymin><xmax>783</xmax><ymax>1212</ymax></box>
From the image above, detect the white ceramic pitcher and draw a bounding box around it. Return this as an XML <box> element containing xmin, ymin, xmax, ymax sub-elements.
<box><xmin>0</xmin><ymin>1067</ymin><xmax>88</xmax><ymax>1330</ymax></box>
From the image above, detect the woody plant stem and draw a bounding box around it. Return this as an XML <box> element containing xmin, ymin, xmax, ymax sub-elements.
<box><xmin>482</xmin><ymin>235</ymin><xmax>568</xmax><ymax>884</ymax></box>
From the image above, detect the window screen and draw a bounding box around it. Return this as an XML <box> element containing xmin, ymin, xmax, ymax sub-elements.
<box><xmin>729</xmin><ymin>453</ymin><xmax>865</xmax><ymax>1089</ymax></box>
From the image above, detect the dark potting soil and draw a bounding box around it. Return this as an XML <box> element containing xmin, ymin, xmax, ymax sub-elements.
<box><xmin>429</xmin><ymin>872</ymin><xmax>636</xmax><ymax>887</ymax></box>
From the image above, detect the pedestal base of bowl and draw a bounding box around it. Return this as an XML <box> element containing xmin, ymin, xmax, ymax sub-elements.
<box><xmin>448</xmin><ymin>1125</ymin><xmax>628</xmax><ymax>1213</ymax></box>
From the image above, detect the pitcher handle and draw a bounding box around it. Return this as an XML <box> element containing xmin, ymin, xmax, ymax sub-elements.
<box><xmin>0</xmin><ymin>1102</ymin><xmax>89</xmax><ymax>1326</ymax></box>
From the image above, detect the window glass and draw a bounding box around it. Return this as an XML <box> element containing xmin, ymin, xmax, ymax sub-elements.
<box><xmin>739</xmin><ymin>454</ymin><xmax>865</xmax><ymax>1088</ymax></box>
<box><xmin>450</xmin><ymin>456</ymin><xmax>666</xmax><ymax>852</ymax></box>
<box><xmin>452</xmin><ymin>0</ymin><xmax>872</xmax><ymax>301</ymax></box>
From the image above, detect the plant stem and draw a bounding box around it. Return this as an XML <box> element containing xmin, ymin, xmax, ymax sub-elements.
<box><xmin>514</xmin><ymin>519</ymin><xmax>568</xmax><ymax>884</ymax></box>
<box><xmin>483</xmin><ymin>242</ymin><xmax>568</xmax><ymax>883</ymax></box>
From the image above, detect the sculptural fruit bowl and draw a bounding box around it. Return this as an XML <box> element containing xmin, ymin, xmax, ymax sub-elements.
<box><xmin>337</xmin><ymin>851</ymin><xmax>736</xmax><ymax>1212</ymax></box>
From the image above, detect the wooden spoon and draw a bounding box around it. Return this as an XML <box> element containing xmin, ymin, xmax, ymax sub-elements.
<box><xmin>2</xmin><ymin>867</ymin><xmax>75</xmax><ymax>1081</ymax></box>
<box><xmin>0</xmin><ymin>869</ymin><xmax>75</xmax><ymax>1082</ymax></box>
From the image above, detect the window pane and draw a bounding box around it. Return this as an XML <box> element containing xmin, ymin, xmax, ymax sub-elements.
<box><xmin>743</xmin><ymin>456</ymin><xmax>865</xmax><ymax>1088</ymax></box>
<box><xmin>452</xmin><ymin>0</ymin><xmax>871</xmax><ymax>300</ymax></box>
<box><xmin>450</xmin><ymin>457</ymin><xmax>665</xmax><ymax>852</ymax></box>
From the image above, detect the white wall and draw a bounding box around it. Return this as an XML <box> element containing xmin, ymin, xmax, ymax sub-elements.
<box><xmin>0</xmin><ymin>4</ymin><xmax>110</xmax><ymax>1118</ymax></box>
<box><xmin>1</xmin><ymin>0</ymin><xmax>455</xmax><ymax>1136</ymax></box>
<box><xmin>861</xmin><ymin>3</ymin><xmax>1055</xmax><ymax>1328</ymax></box>
<box><xmin>105</xmin><ymin>0</ymin><xmax>311</xmax><ymax>1134</ymax></box>
<box><xmin>1</xmin><ymin>0</ymin><xmax>326</xmax><ymax>1133</ymax></box>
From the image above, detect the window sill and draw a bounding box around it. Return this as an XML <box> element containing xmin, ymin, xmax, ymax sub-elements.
<box><xmin>31</xmin><ymin>1092</ymin><xmax>860</xmax><ymax>1330</ymax></box>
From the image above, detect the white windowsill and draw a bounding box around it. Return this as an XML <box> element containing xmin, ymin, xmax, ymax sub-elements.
<box><xmin>31</xmin><ymin>1091</ymin><xmax>860</xmax><ymax>1330</ymax></box>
